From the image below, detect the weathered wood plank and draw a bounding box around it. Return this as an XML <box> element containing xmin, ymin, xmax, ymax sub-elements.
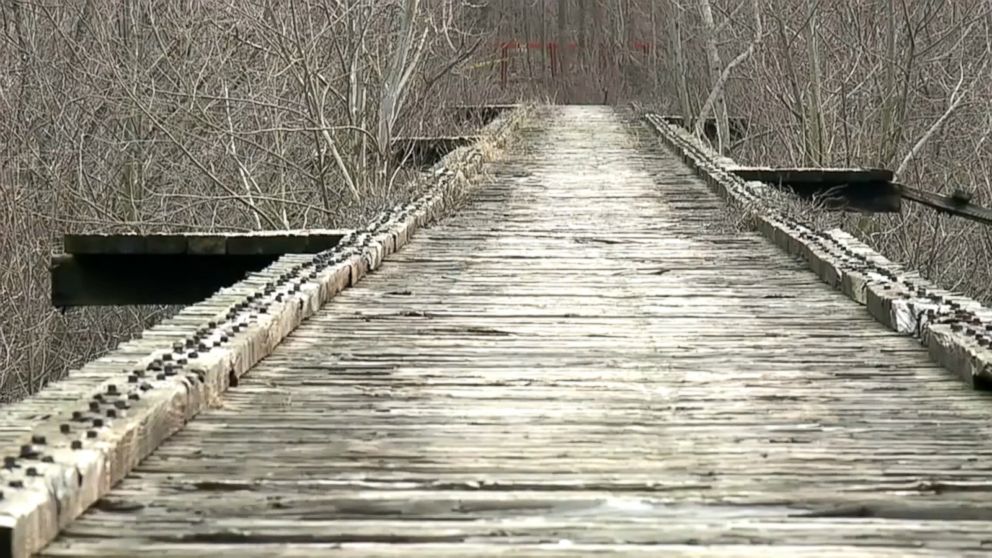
<box><xmin>41</xmin><ymin>107</ymin><xmax>992</xmax><ymax>557</ymax></box>
<box><xmin>645</xmin><ymin>112</ymin><xmax>992</xmax><ymax>390</ymax></box>
<box><xmin>2</xmin><ymin>110</ymin><xmax>526</xmax><ymax>558</ymax></box>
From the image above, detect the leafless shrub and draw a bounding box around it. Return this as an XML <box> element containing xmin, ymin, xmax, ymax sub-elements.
<box><xmin>0</xmin><ymin>0</ymin><xmax>496</xmax><ymax>400</ymax></box>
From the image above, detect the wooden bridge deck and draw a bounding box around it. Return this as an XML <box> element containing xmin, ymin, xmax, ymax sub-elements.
<box><xmin>42</xmin><ymin>107</ymin><xmax>992</xmax><ymax>556</ymax></box>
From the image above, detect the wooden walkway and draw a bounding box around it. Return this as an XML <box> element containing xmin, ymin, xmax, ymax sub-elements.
<box><xmin>42</xmin><ymin>107</ymin><xmax>992</xmax><ymax>556</ymax></box>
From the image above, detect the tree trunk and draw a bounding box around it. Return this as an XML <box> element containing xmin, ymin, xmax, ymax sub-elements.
<box><xmin>669</xmin><ymin>0</ymin><xmax>692</xmax><ymax>123</ymax></box>
<box><xmin>697</xmin><ymin>0</ymin><xmax>730</xmax><ymax>152</ymax></box>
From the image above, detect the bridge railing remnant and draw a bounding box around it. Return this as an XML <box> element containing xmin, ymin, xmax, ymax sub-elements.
<box><xmin>645</xmin><ymin>113</ymin><xmax>992</xmax><ymax>391</ymax></box>
<box><xmin>0</xmin><ymin>107</ymin><xmax>529</xmax><ymax>558</ymax></box>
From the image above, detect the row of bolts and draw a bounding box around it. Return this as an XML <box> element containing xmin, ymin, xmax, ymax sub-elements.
<box><xmin>655</xmin><ymin>115</ymin><xmax>992</xmax><ymax>348</ymax></box>
<box><xmin>0</xmin><ymin>172</ymin><xmax>457</xmax><ymax>501</ymax></box>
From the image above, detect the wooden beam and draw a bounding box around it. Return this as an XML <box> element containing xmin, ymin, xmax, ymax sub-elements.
<box><xmin>898</xmin><ymin>184</ymin><xmax>992</xmax><ymax>226</ymax></box>
<box><xmin>729</xmin><ymin>166</ymin><xmax>901</xmax><ymax>212</ymax></box>
<box><xmin>52</xmin><ymin>254</ymin><xmax>279</xmax><ymax>307</ymax></box>
<box><xmin>730</xmin><ymin>167</ymin><xmax>894</xmax><ymax>186</ymax></box>
<box><xmin>53</xmin><ymin>231</ymin><xmax>350</xmax><ymax>307</ymax></box>
<box><xmin>448</xmin><ymin>104</ymin><xmax>519</xmax><ymax>124</ymax></box>
<box><xmin>391</xmin><ymin>136</ymin><xmax>479</xmax><ymax>168</ymax></box>
<box><xmin>659</xmin><ymin>115</ymin><xmax>748</xmax><ymax>142</ymax></box>
<box><xmin>63</xmin><ymin>230</ymin><xmax>349</xmax><ymax>256</ymax></box>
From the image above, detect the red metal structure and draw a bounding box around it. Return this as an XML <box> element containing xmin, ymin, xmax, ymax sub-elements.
<box><xmin>498</xmin><ymin>40</ymin><xmax>652</xmax><ymax>87</ymax></box>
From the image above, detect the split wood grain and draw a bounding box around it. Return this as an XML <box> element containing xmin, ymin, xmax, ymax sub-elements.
<box><xmin>43</xmin><ymin>107</ymin><xmax>992</xmax><ymax>557</ymax></box>
<box><xmin>0</xmin><ymin>111</ymin><xmax>523</xmax><ymax>558</ymax></box>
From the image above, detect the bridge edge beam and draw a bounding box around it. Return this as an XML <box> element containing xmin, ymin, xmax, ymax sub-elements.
<box><xmin>0</xmin><ymin>107</ymin><xmax>530</xmax><ymax>558</ymax></box>
<box><xmin>643</xmin><ymin>113</ymin><xmax>992</xmax><ymax>392</ymax></box>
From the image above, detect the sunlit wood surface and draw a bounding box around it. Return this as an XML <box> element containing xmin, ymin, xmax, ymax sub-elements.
<box><xmin>43</xmin><ymin>107</ymin><xmax>992</xmax><ymax>557</ymax></box>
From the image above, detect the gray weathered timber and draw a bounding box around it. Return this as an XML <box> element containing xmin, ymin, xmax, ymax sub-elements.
<box><xmin>63</xmin><ymin>230</ymin><xmax>350</xmax><ymax>256</ymax></box>
<box><xmin>729</xmin><ymin>167</ymin><xmax>900</xmax><ymax>212</ymax></box>
<box><xmin>391</xmin><ymin>137</ymin><xmax>480</xmax><ymax>168</ymax></box>
<box><xmin>645</xmin><ymin>113</ymin><xmax>992</xmax><ymax>389</ymax></box>
<box><xmin>898</xmin><ymin>183</ymin><xmax>992</xmax><ymax>226</ymax></box>
<box><xmin>0</xmin><ymin>110</ymin><xmax>523</xmax><ymax>558</ymax></box>
<box><xmin>53</xmin><ymin>231</ymin><xmax>351</xmax><ymax>307</ymax></box>
<box><xmin>41</xmin><ymin>107</ymin><xmax>992</xmax><ymax>556</ymax></box>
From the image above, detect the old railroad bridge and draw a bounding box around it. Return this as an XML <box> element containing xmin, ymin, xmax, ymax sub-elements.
<box><xmin>5</xmin><ymin>106</ymin><xmax>992</xmax><ymax>557</ymax></box>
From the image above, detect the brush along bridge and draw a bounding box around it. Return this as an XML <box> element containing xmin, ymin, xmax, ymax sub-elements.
<box><xmin>10</xmin><ymin>107</ymin><xmax>992</xmax><ymax>558</ymax></box>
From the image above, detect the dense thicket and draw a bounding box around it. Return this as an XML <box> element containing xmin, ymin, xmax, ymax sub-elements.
<box><xmin>0</xmin><ymin>0</ymin><xmax>492</xmax><ymax>398</ymax></box>
<box><xmin>2</xmin><ymin>0</ymin><xmax>990</xmax><ymax>399</ymax></box>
